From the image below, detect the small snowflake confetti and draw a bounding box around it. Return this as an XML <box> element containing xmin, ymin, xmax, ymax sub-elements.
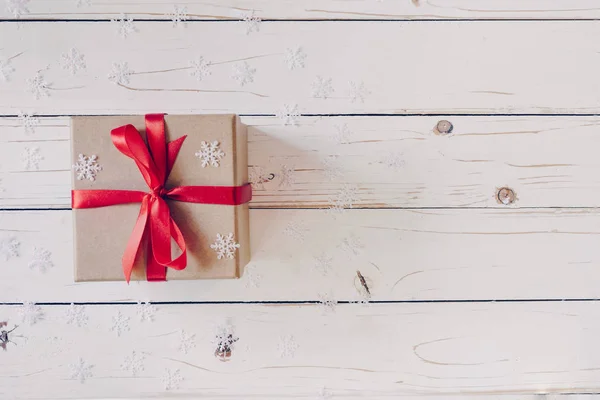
<box><xmin>60</xmin><ymin>48</ymin><xmax>86</xmax><ymax>75</ymax></box>
<box><xmin>275</xmin><ymin>104</ymin><xmax>300</xmax><ymax>126</ymax></box>
<box><xmin>249</xmin><ymin>166</ymin><xmax>269</xmax><ymax>190</ymax></box>
<box><xmin>75</xmin><ymin>0</ymin><xmax>91</xmax><ymax>6</ymax></box>
<box><xmin>210</xmin><ymin>233</ymin><xmax>240</xmax><ymax>260</ymax></box>
<box><xmin>108</xmin><ymin>61</ymin><xmax>133</xmax><ymax>85</ymax></box>
<box><xmin>318</xmin><ymin>386</ymin><xmax>333</xmax><ymax>399</ymax></box>
<box><xmin>348</xmin><ymin>81</ymin><xmax>371</xmax><ymax>103</ymax></box>
<box><xmin>169</xmin><ymin>5</ymin><xmax>188</xmax><ymax>27</ymax></box>
<box><xmin>0</xmin><ymin>58</ymin><xmax>14</xmax><ymax>82</ymax></box>
<box><xmin>110</xmin><ymin>311</ymin><xmax>130</xmax><ymax>337</ymax></box>
<box><xmin>27</xmin><ymin>72</ymin><xmax>51</xmax><ymax>100</ymax></box>
<box><xmin>21</xmin><ymin>147</ymin><xmax>43</xmax><ymax>170</ymax></box>
<box><xmin>231</xmin><ymin>61</ymin><xmax>256</xmax><ymax>86</ymax></box>
<box><xmin>318</xmin><ymin>292</ymin><xmax>338</xmax><ymax>314</ymax></box>
<box><xmin>189</xmin><ymin>56</ymin><xmax>211</xmax><ymax>81</ymax></box>
<box><xmin>313</xmin><ymin>252</ymin><xmax>334</xmax><ymax>276</ymax></box>
<box><xmin>136</xmin><ymin>301</ymin><xmax>157</xmax><ymax>322</ymax></box>
<box><xmin>243</xmin><ymin>264</ymin><xmax>261</xmax><ymax>288</ymax></box>
<box><xmin>322</xmin><ymin>156</ymin><xmax>344</xmax><ymax>181</ymax></box>
<box><xmin>69</xmin><ymin>358</ymin><xmax>93</xmax><ymax>384</ymax></box>
<box><xmin>331</xmin><ymin>123</ymin><xmax>353</xmax><ymax>144</ymax></box>
<box><xmin>6</xmin><ymin>0</ymin><xmax>29</xmax><ymax>18</ymax></box>
<box><xmin>284</xmin><ymin>46</ymin><xmax>306</xmax><ymax>70</ymax></box>
<box><xmin>277</xmin><ymin>334</ymin><xmax>299</xmax><ymax>359</ymax></box>
<box><xmin>328</xmin><ymin>184</ymin><xmax>359</xmax><ymax>215</ymax></box>
<box><xmin>28</xmin><ymin>247</ymin><xmax>53</xmax><ymax>273</ymax></box>
<box><xmin>278</xmin><ymin>165</ymin><xmax>296</xmax><ymax>188</ymax></box>
<box><xmin>18</xmin><ymin>111</ymin><xmax>39</xmax><ymax>135</ymax></box>
<box><xmin>282</xmin><ymin>220</ymin><xmax>307</xmax><ymax>241</ymax></box>
<box><xmin>213</xmin><ymin>321</ymin><xmax>239</xmax><ymax>360</ymax></box>
<box><xmin>241</xmin><ymin>10</ymin><xmax>261</xmax><ymax>35</ymax></box>
<box><xmin>177</xmin><ymin>329</ymin><xmax>196</xmax><ymax>354</ymax></box>
<box><xmin>161</xmin><ymin>368</ymin><xmax>183</xmax><ymax>390</ymax></box>
<box><xmin>65</xmin><ymin>303</ymin><xmax>88</xmax><ymax>327</ymax></box>
<box><xmin>72</xmin><ymin>154</ymin><xmax>102</xmax><ymax>181</ymax></box>
<box><xmin>339</xmin><ymin>234</ymin><xmax>364</xmax><ymax>259</ymax></box>
<box><xmin>195</xmin><ymin>141</ymin><xmax>225</xmax><ymax>168</ymax></box>
<box><xmin>0</xmin><ymin>235</ymin><xmax>20</xmax><ymax>260</ymax></box>
<box><xmin>312</xmin><ymin>76</ymin><xmax>334</xmax><ymax>99</ymax></box>
<box><xmin>112</xmin><ymin>14</ymin><xmax>137</xmax><ymax>38</ymax></box>
<box><xmin>121</xmin><ymin>351</ymin><xmax>145</xmax><ymax>377</ymax></box>
<box><xmin>19</xmin><ymin>301</ymin><xmax>44</xmax><ymax>325</ymax></box>
<box><xmin>383</xmin><ymin>152</ymin><xmax>405</xmax><ymax>171</ymax></box>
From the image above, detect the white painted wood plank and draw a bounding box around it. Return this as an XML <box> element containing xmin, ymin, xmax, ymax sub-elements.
<box><xmin>4</xmin><ymin>0</ymin><xmax>600</xmax><ymax>20</ymax></box>
<box><xmin>2</xmin><ymin>208</ymin><xmax>600</xmax><ymax>302</ymax></box>
<box><xmin>1</xmin><ymin>302</ymin><xmax>599</xmax><ymax>398</ymax></box>
<box><xmin>2</xmin><ymin>116</ymin><xmax>599</xmax><ymax>208</ymax></box>
<box><xmin>0</xmin><ymin>22</ymin><xmax>598</xmax><ymax>114</ymax></box>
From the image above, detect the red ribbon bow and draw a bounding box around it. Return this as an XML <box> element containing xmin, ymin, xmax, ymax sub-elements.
<box><xmin>72</xmin><ymin>114</ymin><xmax>252</xmax><ymax>282</ymax></box>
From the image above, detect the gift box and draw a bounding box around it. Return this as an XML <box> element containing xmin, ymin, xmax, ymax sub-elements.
<box><xmin>70</xmin><ymin>114</ymin><xmax>251</xmax><ymax>282</ymax></box>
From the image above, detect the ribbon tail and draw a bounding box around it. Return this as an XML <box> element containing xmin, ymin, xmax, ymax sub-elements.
<box><xmin>166</xmin><ymin>135</ymin><xmax>187</xmax><ymax>178</ymax></box>
<box><xmin>122</xmin><ymin>196</ymin><xmax>151</xmax><ymax>284</ymax></box>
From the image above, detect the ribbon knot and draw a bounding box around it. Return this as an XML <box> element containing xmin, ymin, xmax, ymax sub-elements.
<box><xmin>151</xmin><ymin>185</ymin><xmax>167</xmax><ymax>199</ymax></box>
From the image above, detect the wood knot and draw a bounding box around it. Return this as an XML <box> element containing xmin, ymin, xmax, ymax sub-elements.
<box><xmin>434</xmin><ymin>120</ymin><xmax>453</xmax><ymax>135</ymax></box>
<box><xmin>496</xmin><ymin>187</ymin><xmax>516</xmax><ymax>205</ymax></box>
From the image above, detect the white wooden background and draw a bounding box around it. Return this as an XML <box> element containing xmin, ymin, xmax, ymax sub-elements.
<box><xmin>1</xmin><ymin>1</ymin><xmax>600</xmax><ymax>399</ymax></box>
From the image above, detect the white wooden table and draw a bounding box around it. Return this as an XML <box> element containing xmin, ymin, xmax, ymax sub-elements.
<box><xmin>1</xmin><ymin>1</ymin><xmax>600</xmax><ymax>399</ymax></box>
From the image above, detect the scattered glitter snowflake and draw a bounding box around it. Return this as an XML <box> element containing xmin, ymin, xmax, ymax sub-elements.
<box><xmin>136</xmin><ymin>301</ymin><xmax>156</xmax><ymax>322</ymax></box>
<box><xmin>277</xmin><ymin>334</ymin><xmax>299</xmax><ymax>358</ymax></box>
<box><xmin>75</xmin><ymin>0</ymin><xmax>91</xmax><ymax>6</ymax></box>
<box><xmin>348</xmin><ymin>81</ymin><xmax>371</xmax><ymax>103</ymax></box>
<box><xmin>112</xmin><ymin>14</ymin><xmax>137</xmax><ymax>38</ymax></box>
<box><xmin>60</xmin><ymin>48</ymin><xmax>86</xmax><ymax>75</ymax></box>
<box><xmin>108</xmin><ymin>61</ymin><xmax>133</xmax><ymax>85</ymax></box>
<box><xmin>177</xmin><ymin>329</ymin><xmax>196</xmax><ymax>354</ymax></box>
<box><xmin>27</xmin><ymin>72</ymin><xmax>50</xmax><ymax>100</ymax></box>
<box><xmin>6</xmin><ymin>0</ymin><xmax>29</xmax><ymax>18</ymax></box>
<box><xmin>322</xmin><ymin>156</ymin><xmax>344</xmax><ymax>181</ymax></box>
<box><xmin>19</xmin><ymin>301</ymin><xmax>44</xmax><ymax>325</ymax></box>
<box><xmin>161</xmin><ymin>368</ymin><xmax>183</xmax><ymax>390</ymax></box>
<box><xmin>318</xmin><ymin>292</ymin><xmax>338</xmax><ymax>314</ymax></box>
<box><xmin>243</xmin><ymin>264</ymin><xmax>261</xmax><ymax>288</ymax></box>
<box><xmin>72</xmin><ymin>154</ymin><xmax>102</xmax><ymax>181</ymax></box>
<box><xmin>194</xmin><ymin>141</ymin><xmax>225</xmax><ymax>168</ymax></box>
<box><xmin>69</xmin><ymin>358</ymin><xmax>93</xmax><ymax>384</ymax></box>
<box><xmin>65</xmin><ymin>303</ymin><xmax>88</xmax><ymax>327</ymax></box>
<box><xmin>284</xmin><ymin>46</ymin><xmax>306</xmax><ymax>70</ymax></box>
<box><xmin>282</xmin><ymin>220</ymin><xmax>307</xmax><ymax>241</ymax></box>
<box><xmin>169</xmin><ymin>5</ymin><xmax>188</xmax><ymax>27</ymax></box>
<box><xmin>189</xmin><ymin>56</ymin><xmax>211</xmax><ymax>81</ymax></box>
<box><xmin>121</xmin><ymin>351</ymin><xmax>145</xmax><ymax>377</ymax></box>
<box><xmin>383</xmin><ymin>152</ymin><xmax>405</xmax><ymax>171</ymax></box>
<box><xmin>312</xmin><ymin>76</ymin><xmax>334</xmax><ymax>99</ymax></box>
<box><xmin>275</xmin><ymin>103</ymin><xmax>300</xmax><ymax>126</ymax></box>
<box><xmin>18</xmin><ymin>111</ymin><xmax>39</xmax><ymax>135</ymax></box>
<box><xmin>28</xmin><ymin>247</ymin><xmax>54</xmax><ymax>273</ymax></box>
<box><xmin>0</xmin><ymin>58</ymin><xmax>14</xmax><ymax>82</ymax></box>
<box><xmin>210</xmin><ymin>233</ymin><xmax>240</xmax><ymax>260</ymax></box>
<box><xmin>0</xmin><ymin>235</ymin><xmax>20</xmax><ymax>260</ymax></box>
<box><xmin>278</xmin><ymin>165</ymin><xmax>296</xmax><ymax>188</ymax></box>
<box><xmin>231</xmin><ymin>61</ymin><xmax>256</xmax><ymax>86</ymax></box>
<box><xmin>241</xmin><ymin>10</ymin><xmax>261</xmax><ymax>35</ymax></box>
<box><xmin>318</xmin><ymin>386</ymin><xmax>333</xmax><ymax>399</ymax></box>
<box><xmin>339</xmin><ymin>234</ymin><xmax>364</xmax><ymax>259</ymax></box>
<box><xmin>110</xmin><ymin>311</ymin><xmax>130</xmax><ymax>337</ymax></box>
<box><xmin>22</xmin><ymin>147</ymin><xmax>43</xmax><ymax>170</ymax></box>
<box><xmin>313</xmin><ymin>252</ymin><xmax>333</xmax><ymax>276</ymax></box>
<box><xmin>249</xmin><ymin>166</ymin><xmax>269</xmax><ymax>190</ymax></box>
<box><xmin>327</xmin><ymin>184</ymin><xmax>359</xmax><ymax>215</ymax></box>
<box><xmin>213</xmin><ymin>321</ymin><xmax>239</xmax><ymax>361</ymax></box>
<box><xmin>331</xmin><ymin>123</ymin><xmax>353</xmax><ymax>144</ymax></box>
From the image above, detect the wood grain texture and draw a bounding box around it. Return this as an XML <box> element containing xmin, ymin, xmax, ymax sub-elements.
<box><xmin>1</xmin><ymin>22</ymin><xmax>600</xmax><ymax>114</ymax></box>
<box><xmin>2</xmin><ymin>302</ymin><xmax>599</xmax><ymax>398</ymax></box>
<box><xmin>2</xmin><ymin>116</ymin><xmax>600</xmax><ymax>209</ymax></box>
<box><xmin>3</xmin><ymin>208</ymin><xmax>600</xmax><ymax>302</ymax></box>
<box><xmin>4</xmin><ymin>0</ymin><xmax>600</xmax><ymax>20</ymax></box>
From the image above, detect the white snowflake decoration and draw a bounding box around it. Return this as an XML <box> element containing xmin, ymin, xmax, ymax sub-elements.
<box><xmin>383</xmin><ymin>152</ymin><xmax>405</xmax><ymax>171</ymax></box>
<box><xmin>0</xmin><ymin>235</ymin><xmax>20</xmax><ymax>260</ymax></box>
<box><xmin>65</xmin><ymin>303</ymin><xmax>88</xmax><ymax>327</ymax></box>
<box><xmin>0</xmin><ymin>58</ymin><xmax>14</xmax><ymax>82</ymax></box>
<box><xmin>312</xmin><ymin>76</ymin><xmax>334</xmax><ymax>99</ymax></box>
<box><xmin>231</xmin><ymin>61</ymin><xmax>256</xmax><ymax>86</ymax></box>
<box><xmin>213</xmin><ymin>320</ymin><xmax>239</xmax><ymax>356</ymax></box>
<box><xmin>339</xmin><ymin>234</ymin><xmax>364</xmax><ymax>259</ymax></box>
<box><xmin>112</xmin><ymin>14</ymin><xmax>137</xmax><ymax>38</ymax></box>
<box><xmin>28</xmin><ymin>247</ymin><xmax>54</xmax><ymax>273</ymax></box>
<box><xmin>313</xmin><ymin>252</ymin><xmax>333</xmax><ymax>276</ymax></box>
<box><xmin>318</xmin><ymin>386</ymin><xmax>333</xmax><ymax>399</ymax></box>
<box><xmin>72</xmin><ymin>154</ymin><xmax>102</xmax><ymax>181</ymax></box>
<box><xmin>210</xmin><ymin>233</ymin><xmax>240</xmax><ymax>260</ymax></box>
<box><xmin>348</xmin><ymin>81</ymin><xmax>371</xmax><ymax>103</ymax></box>
<box><xmin>22</xmin><ymin>147</ymin><xmax>43</xmax><ymax>170</ymax></box>
<box><xmin>161</xmin><ymin>368</ymin><xmax>183</xmax><ymax>390</ymax></box>
<box><xmin>108</xmin><ymin>61</ymin><xmax>133</xmax><ymax>85</ymax></box>
<box><xmin>75</xmin><ymin>0</ymin><xmax>91</xmax><ymax>7</ymax></box>
<box><xmin>249</xmin><ymin>166</ymin><xmax>269</xmax><ymax>190</ymax></box>
<box><xmin>195</xmin><ymin>141</ymin><xmax>225</xmax><ymax>168</ymax></box>
<box><xmin>18</xmin><ymin>111</ymin><xmax>39</xmax><ymax>135</ymax></box>
<box><xmin>27</xmin><ymin>72</ymin><xmax>50</xmax><ymax>100</ymax></box>
<box><xmin>278</xmin><ymin>165</ymin><xmax>296</xmax><ymax>188</ymax></box>
<box><xmin>136</xmin><ymin>301</ymin><xmax>157</xmax><ymax>322</ymax></box>
<box><xmin>6</xmin><ymin>0</ymin><xmax>29</xmax><ymax>18</ymax></box>
<box><xmin>318</xmin><ymin>292</ymin><xmax>338</xmax><ymax>314</ymax></box>
<box><xmin>322</xmin><ymin>156</ymin><xmax>344</xmax><ymax>181</ymax></box>
<box><xmin>19</xmin><ymin>301</ymin><xmax>44</xmax><ymax>325</ymax></box>
<box><xmin>327</xmin><ymin>184</ymin><xmax>359</xmax><ymax>215</ymax></box>
<box><xmin>60</xmin><ymin>48</ymin><xmax>86</xmax><ymax>75</ymax></box>
<box><xmin>282</xmin><ymin>220</ymin><xmax>307</xmax><ymax>241</ymax></box>
<box><xmin>284</xmin><ymin>46</ymin><xmax>306</xmax><ymax>70</ymax></box>
<box><xmin>177</xmin><ymin>330</ymin><xmax>196</xmax><ymax>354</ymax></box>
<box><xmin>169</xmin><ymin>5</ymin><xmax>188</xmax><ymax>27</ymax></box>
<box><xmin>277</xmin><ymin>334</ymin><xmax>299</xmax><ymax>359</ymax></box>
<box><xmin>121</xmin><ymin>351</ymin><xmax>145</xmax><ymax>377</ymax></box>
<box><xmin>241</xmin><ymin>11</ymin><xmax>261</xmax><ymax>35</ymax></box>
<box><xmin>110</xmin><ymin>311</ymin><xmax>130</xmax><ymax>337</ymax></box>
<box><xmin>189</xmin><ymin>56</ymin><xmax>211</xmax><ymax>81</ymax></box>
<box><xmin>275</xmin><ymin>104</ymin><xmax>300</xmax><ymax>126</ymax></box>
<box><xmin>69</xmin><ymin>358</ymin><xmax>93</xmax><ymax>384</ymax></box>
<box><xmin>331</xmin><ymin>123</ymin><xmax>353</xmax><ymax>144</ymax></box>
<box><xmin>243</xmin><ymin>264</ymin><xmax>261</xmax><ymax>289</ymax></box>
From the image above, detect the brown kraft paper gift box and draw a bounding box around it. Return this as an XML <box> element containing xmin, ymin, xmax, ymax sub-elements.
<box><xmin>71</xmin><ymin>115</ymin><xmax>250</xmax><ymax>282</ymax></box>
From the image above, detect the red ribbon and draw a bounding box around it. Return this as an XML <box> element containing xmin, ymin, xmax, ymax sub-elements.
<box><xmin>72</xmin><ymin>114</ymin><xmax>252</xmax><ymax>283</ymax></box>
